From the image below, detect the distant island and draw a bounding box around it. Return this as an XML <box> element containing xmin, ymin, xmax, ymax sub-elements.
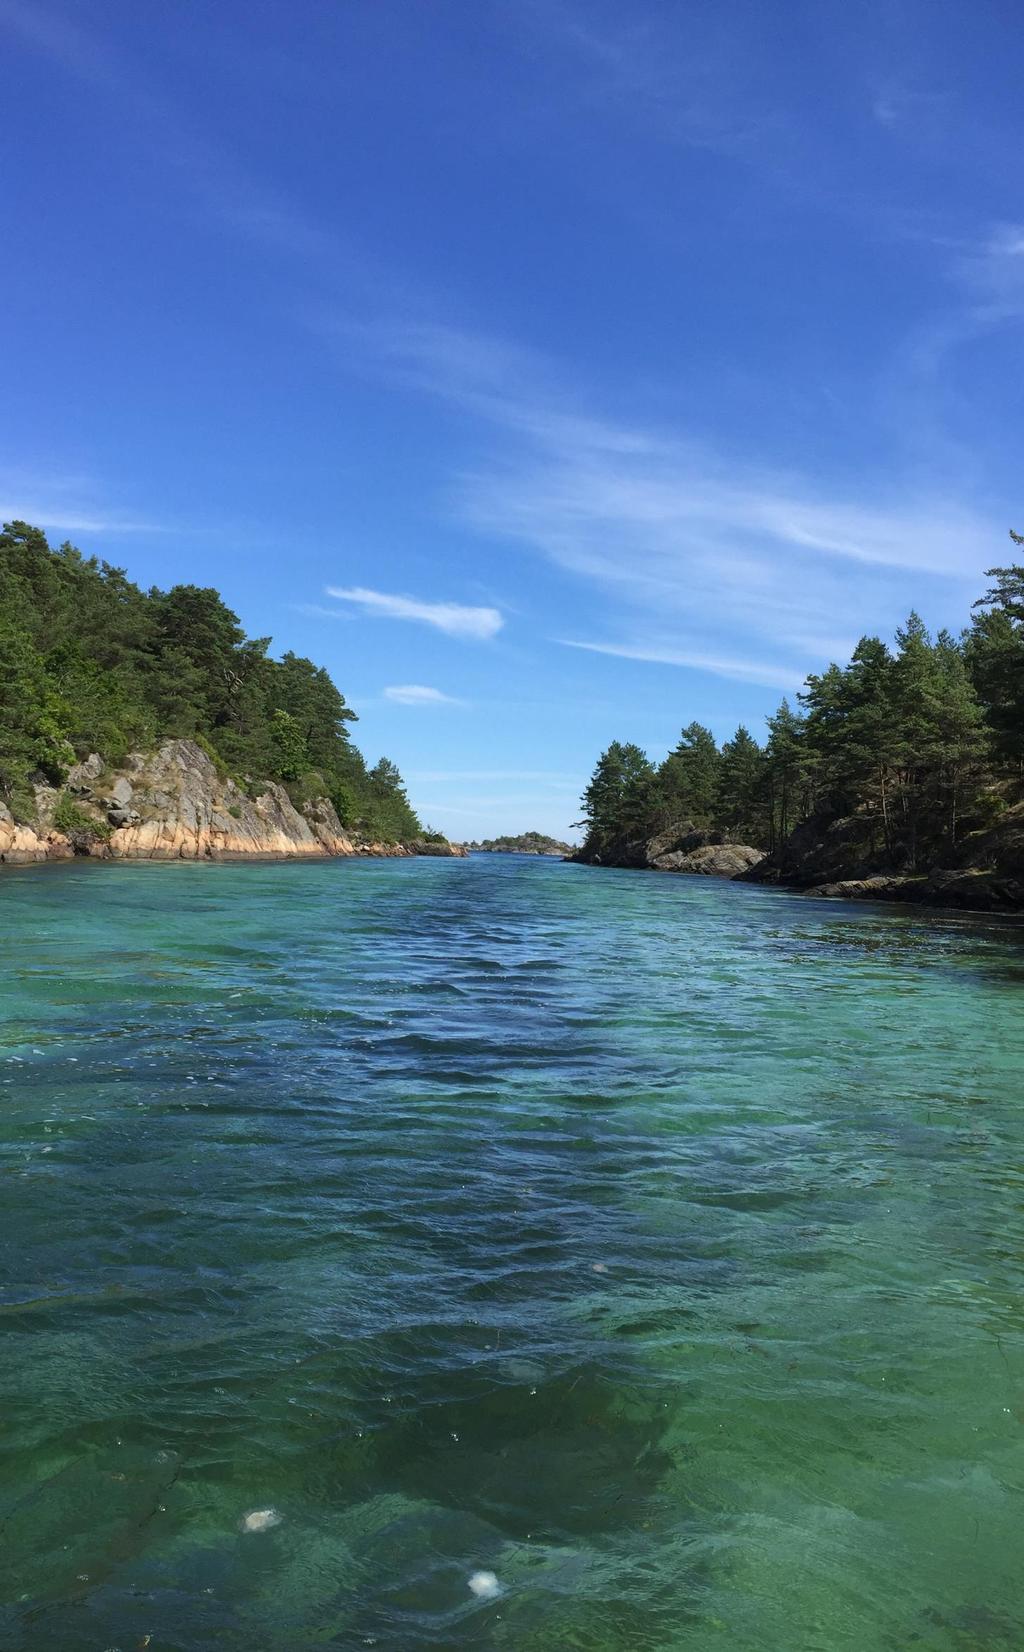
<box><xmin>467</xmin><ymin>831</ymin><xmax>574</xmax><ymax>857</ymax></box>
<box><xmin>573</xmin><ymin>534</ymin><xmax>1024</xmax><ymax>912</ymax></box>
<box><xmin>0</xmin><ymin>522</ymin><xmax>464</xmax><ymax>864</ymax></box>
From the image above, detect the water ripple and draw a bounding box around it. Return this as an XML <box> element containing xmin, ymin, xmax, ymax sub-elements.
<box><xmin>1</xmin><ymin>856</ymin><xmax>1023</xmax><ymax>1649</ymax></box>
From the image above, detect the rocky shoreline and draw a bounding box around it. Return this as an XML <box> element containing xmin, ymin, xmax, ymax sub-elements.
<box><xmin>740</xmin><ymin>804</ymin><xmax>1024</xmax><ymax>913</ymax></box>
<box><xmin>571</xmin><ymin>823</ymin><xmax>764</xmax><ymax>880</ymax></box>
<box><xmin>572</xmin><ymin>809</ymin><xmax>1024</xmax><ymax>915</ymax></box>
<box><xmin>466</xmin><ymin>831</ymin><xmax>575</xmax><ymax>857</ymax></box>
<box><xmin>0</xmin><ymin>740</ymin><xmax>467</xmax><ymax>866</ymax></box>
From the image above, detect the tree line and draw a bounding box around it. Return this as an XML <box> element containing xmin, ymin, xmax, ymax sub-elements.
<box><xmin>578</xmin><ymin>540</ymin><xmax>1024</xmax><ymax>870</ymax></box>
<box><xmin>0</xmin><ymin>521</ymin><xmax>422</xmax><ymax>842</ymax></box>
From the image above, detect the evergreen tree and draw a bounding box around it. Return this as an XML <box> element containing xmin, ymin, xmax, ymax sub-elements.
<box><xmin>967</xmin><ymin>544</ymin><xmax>1024</xmax><ymax>772</ymax></box>
<box><xmin>578</xmin><ymin>741</ymin><xmax>628</xmax><ymax>848</ymax></box>
<box><xmin>718</xmin><ymin>726</ymin><xmax>766</xmax><ymax>842</ymax></box>
<box><xmin>618</xmin><ymin>743</ymin><xmax>659</xmax><ymax>839</ymax></box>
<box><xmin>929</xmin><ymin>630</ymin><xmax>988</xmax><ymax>847</ymax></box>
<box><xmin>269</xmin><ymin>710</ymin><xmax>308</xmax><ymax>783</ymax></box>
<box><xmin>364</xmin><ymin>757</ymin><xmax>420</xmax><ymax>842</ymax></box>
<box><xmin>575</xmin><ymin>534</ymin><xmax>1018</xmax><ymax>872</ymax></box>
<box><xmin>763</xmin><ymin>699</ymin><xmax>808</xmax><ymax>850</ymax></box>
<box><xmin>657</xmin><ymin>722</ymin><xmax>720</xmax><ymax>825</ymax></box>
<box><xmin>803</xmin><ymin>639</ymin><xmax>900</xmax><ymax>855</ymax></box>
<box><xmin>0</xmin><ymin>523</ymin><xmax>421</xmax><ymax>840</ymax></box>
<box><xmin>578</xmin><ymin>741</ymin><xmax>657</xmax><ymax>856</ymax></box>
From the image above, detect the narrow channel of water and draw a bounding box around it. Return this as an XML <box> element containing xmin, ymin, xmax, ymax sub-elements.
<box><xmin>2</xmin><ymin>855</ymin><xmax>1022</xmax><ymax>1650</ymax></box>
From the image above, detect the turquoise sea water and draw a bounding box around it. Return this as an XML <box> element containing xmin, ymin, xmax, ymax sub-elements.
<box><xmin>2</xmin><ymin>854</ymin><xmax>1023</xmax><ymax>1651</ymax></box>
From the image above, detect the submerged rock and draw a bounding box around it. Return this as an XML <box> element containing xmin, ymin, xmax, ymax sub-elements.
<box><xmin>0</xmin><ymin>1447</ymin><xmax>178</xmax><ymax>1611</ymax></box>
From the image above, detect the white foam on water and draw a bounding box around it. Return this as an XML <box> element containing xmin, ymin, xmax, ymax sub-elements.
<box><xmin>468</xmin><ymin>1570</ymin><xmax>500</xmax><ymax>1599</ymax></box>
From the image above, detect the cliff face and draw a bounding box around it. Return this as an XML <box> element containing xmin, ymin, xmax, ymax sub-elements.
<box><xmin>0</xmin><ymin>740</ymin><xmax>466</xmax><ymax>865</ymax></box>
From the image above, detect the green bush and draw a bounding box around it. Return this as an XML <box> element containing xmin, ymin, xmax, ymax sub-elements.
<box><xmin>8</xmin><ymin>786</ymin><xmax>37</xmax><ymax>825</ymax></box>
<box><xmin>284</xmin><ymin>769</ymin><xmax>327</xmax><ymax>811</ymax></box>
<box><xmin>53</xmin><ymin>792</ymin><xmax>111</xmax><ymax>839</ymax></box>
<box><xmin>193</xmin><ymin>731</ymin><xmax>231</xmax><ymax>778</ymax></box>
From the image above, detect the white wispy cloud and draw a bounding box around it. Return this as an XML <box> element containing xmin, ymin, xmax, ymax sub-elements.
<box><xmin>383</xmin><ymin>684</ymin><xmax>461</xmax><ymax>706</ymax></box>
<box><xmin>346</xmin><ymin>314</ymin><xmax>997</xmax><ymax>581</ymax></box>
<box><xmin>957</xmin><ymin>223</ymin><xmax>1024</xmax><ymax>319</ymax></box>
<box><xmin>0</xmin><ymin>468</ymin><xmax>166</xmax><ymax>535</ymax></box>
<box><xmin>559</xmin><ymin>640</ymin><xmax>802</xmax><ymax>691</ymax></box>
<box><xmin>510</xmin><ymin>0</ymin><xmax>781</xmax><ymax>160</ymax></box>
<box><xmin>8</xmin><ymin>0</ymin><xmax>1012</xmax><ymax>698</ymax></box>
<box><xmin>326</xmin><ymin>585</ymin><xmax>503</xmax><ymax>640</ymax></box>
<box><xmin>332</xmin><ymin>311</ymin><xmax>1006</xmax><ymax>686</ymax></box>
<box><xmin>0</xmin><ymin>504</ymin><xmax>162</xmax><ymax>534</ymax></box>
<box><xmin>871</xmin><ymin>82</ymin><xmax>950</xmax><ymax>133</ymax></box>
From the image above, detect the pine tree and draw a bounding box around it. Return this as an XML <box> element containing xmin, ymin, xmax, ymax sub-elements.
<box><xmin>718</xmin><ymin>726</ymin><xmax>766</xmax><ymax>842</ymax></box>
<box><xmin>763</xmin><ymin>699</ymin><xmax>808</xmax><ymax>850</ymax></box>
<box><xmin>578</xmin><ymin>741</ymin><xmax>657</xmax><ymax>856</ymax></box>
<box><xmin>929</xmin><ymin>630</ymin><xmax>987</xmax><ymax>847</ymax></box>
<box><xmin>617</xmin><ymin>743</ymin><xmax>659</xmax><ymax>840</ymax></box>
<box><xmin>579</xmin><ymin>741</ymin><xmax>628</xmax><ymax>850</ymax></box>
<box><xmin>803</xmin><ymin>638</ymin><xmax>901</xmax><ymax>856</ymax></box>
<box><xmin>967</xmin><ymin>546</ymin><xmax>1024</xmax><ymax>773</ymax></box>
<box><xmin>657</xmin><ymin>722</ymin><xmax>721</xmax><ymax>826</ymax></box>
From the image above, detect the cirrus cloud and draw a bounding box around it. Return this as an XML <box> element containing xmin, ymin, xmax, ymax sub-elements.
<box><xmin>326</xmin><ymin>584</ymin><xmax>503</xmax><ymax>640</ymax></box>
<box><xmin>383</xmin><ymin>684</ymin><xmax>462</xmax><ymax>706</ymax></box>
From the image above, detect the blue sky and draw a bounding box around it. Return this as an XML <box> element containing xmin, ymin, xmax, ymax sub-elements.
<box><xmin>2</xmin><ymin>0</ymin><xmax>1022</xmax><ymax>841</ymax></box>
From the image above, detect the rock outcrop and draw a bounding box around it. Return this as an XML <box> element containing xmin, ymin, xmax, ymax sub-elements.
<box><xmin>799</xmin><ymin>871</ymin><xmax>1024</xmax><ymax>909</ymax></box>
<box><xmin>573</xmin><ymin>821</ymin><xmax>764</xmax><ymax>879</ymax></box>
<box><xmin>0</xmin><ymin>801</ymin><xmax>74</xmax><ymax>864</ymax></box>
<box><xmin>650</xmin><ymin>842</ymin><xmax>764</xmax><ymax>877</ymax></box>
<box><xmin>0</xmin><ymin>740</ymin><xmax>466</xmax><ymax>865</ymax></box>
<box><xmin>743</xmin><ymin>798</ymin><xmax>1024</xmax><ymax>912</ymax></box>
<box><xmin>409</xmin><ymin>839</ymin><xmax>470</xmax><ymax>858</ymax></box>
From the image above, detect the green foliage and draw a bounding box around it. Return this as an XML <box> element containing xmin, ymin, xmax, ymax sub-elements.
<box><xmin>0</xmin><ymin>523</ymin><xmax>422</xmax><ymax>842</ymax></box>
<box><xmin>967</xmin><ymin>543</ymin><xmax>1024</xmax><ymax>770</ymax></box>
<box><xmin>192</xmin><ymin>731</ymin><xmax>231</xmax><ymax>777</ymax></box>
<box><xmin>799</xmin><ymin>616</ymin><xmax>989</xmax><ymax>866</ymax></box>
<box><xmin>470</xmin><ymin>831</ymin><xmax>570</xmax><ymax>853</ymax></box>
<box><xmin>579</xmin><ymin>546</ymin><xmax>1019</xmax><ymax>869</ymax></box>
<box><xmin>53</xmin><ymin>792</ymin><xmax>111</xmax><ymax>839</ymax></box>
<box><xmin>576</xmin><ymin>740</ymin><xmax>658</xmax><ymax>857</ymax></box>
<box><xmin>657</xmin><ymin>722</ymin><xmax>721</xmax><ymax>826</ymax></box>
<box><xmin>718</xmin><ymin>725</ymin><xmax>767</xmax><ymax>841</ymax></box>
<box><xmin>329</xmin><ymin>780</ymin><xmax>359</xmax><ymax>828</ymax></box>
<box><xmin>269</xmin><ymin>710</ymin><xmax>308</xmax><ymax>783</ymax></box>
<box><xmin>361</xmin><ymin>757</ymin><xmax>421</xmax><ymax>843</ymax></box>
<box><xmin>762</xmin><ymin>698</ymin><xmax>808</xmax><ymax>849</ymax></box>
